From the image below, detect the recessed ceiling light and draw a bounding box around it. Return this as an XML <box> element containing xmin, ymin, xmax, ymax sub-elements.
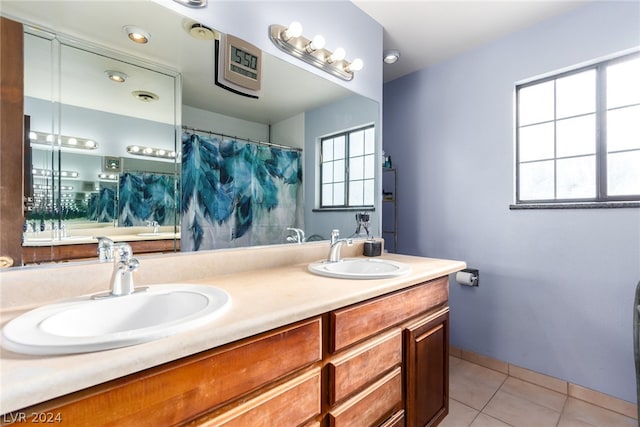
<box><xmin>173</xmin><ymin>0</ymin><xmax>207</xmax><ymax>7</ymax></box>
<box><xmin>123</xmin><ymin>25</ymin><xmax>151</xmax><ymax>44</ymax></box>
<box><xmin>132</xmin><ymin>90</ymin><xmax>159</xmax><ymax>102</ymax></box>
<box><xmin>383</xmin><ymin>49</ymin><xmax>401</xmax><ymax>64</ymax></box>
<box><xmin>105</xmin><ymin>70</ymin><xmax>128</xmax><ymax>83</ymax></box>
<box><xmin>188</xmin><ymin>23</ymin><xmax>216</xmax><ymax>40</ymax></box>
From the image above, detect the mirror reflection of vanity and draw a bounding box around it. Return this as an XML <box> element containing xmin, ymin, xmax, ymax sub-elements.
<box><xmin>0</xmin><ymin>0</ymin><xmax>380</xmax><ymax>266</ymax></box>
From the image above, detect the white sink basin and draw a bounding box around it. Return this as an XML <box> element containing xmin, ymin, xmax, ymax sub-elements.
<box><xmin>1</xmin><ymin>285</ymin><xmax>230</xmax><ymax>355</ymax></box>
<box><xmin>308</xmin><ymin>258</ymin><xmax>411</xmax><ymax>279</ymax></box>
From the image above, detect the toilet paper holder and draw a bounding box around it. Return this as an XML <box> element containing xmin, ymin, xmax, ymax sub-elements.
<box><xmin>456</xmin><ymin>268</ymin><xmax>479</xmax><ymax>287</ymax></box>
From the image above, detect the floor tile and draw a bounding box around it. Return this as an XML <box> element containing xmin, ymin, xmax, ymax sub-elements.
<box><xmin>499</xmin><ymin>376</ymin><xmax>567</xmax><ymax>412</ymax></box>
<box><xmin>470</xmin><ymin>413</ymin><xmax>513</xmax><ymax>427</ymax></box>
<box><xmin>557</xmin><ymin>397</ymin><xmax>637</xmax><ymax>427</ymax></box>
<box><xmin>483</xmin><ymin>389</ymin><xmax>561</xmax><ymax>427</ymax></box>
<box><xmin>440</xmin><ymin>399</ymin><xmax>478</xmax><ymax>427</ymax></box>
<box><xmin>449</xmin><ymin>358</ymin><xmax>507</xmax><ymax>410</ymax></box>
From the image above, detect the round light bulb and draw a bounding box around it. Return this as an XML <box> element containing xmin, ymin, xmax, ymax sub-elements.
<box><xmin>309</xmin><ymin>34</ymin><xmax>325</xmax><ymax>51</ymax></box>
<box><xmin>29</xmin><ymin>131</ymin><xmax>37</xmax><ymax>140</ymax></box>
<box><xmin>67</xmin><ymin>138</ymin><xmax>77</xmax><ymax>145</ymax></box>
<box><xmin>348</xmin><ymin>58</ymin><xmax>364</xmax><ymax>72</ymax></box>
<box><xmin>283</xmin><ymin>21</ymin><xmax>303</xmax><ymax>40</ymax></box>
<box><xmin>329</xmin><ymin>47</ymin><xmax>346</xmax><ymax>63</ymax></box>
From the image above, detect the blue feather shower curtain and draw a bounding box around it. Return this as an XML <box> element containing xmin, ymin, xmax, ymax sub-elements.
<box><xmin>181</xmin><ymin>131</ymin><xmax>303</xmax><ymax>251</ymax></box>
<box><xmin>118</xmin><ymin>172</ymin><xmax>177</xmax><ymax>226</ymax></box>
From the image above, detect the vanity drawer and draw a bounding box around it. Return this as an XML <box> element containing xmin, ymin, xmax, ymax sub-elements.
<box><xmin>328</xmin><ymin>328</ymin><xmax>402</xmax><ymax>404</ymax></box>
<box><xmin>193</xmin><ymin>368</ymin><xmax>321</xmax><ymax>426</ymax></box>
<box><xmin>328</xmin><ymin>366</ymin><xmax>403</xmax><ymax>427</ymax></box>
<box><xmin>330</xmin><ymin>277</ymin><xmax>448</xmax><ymax>352</ymax></box>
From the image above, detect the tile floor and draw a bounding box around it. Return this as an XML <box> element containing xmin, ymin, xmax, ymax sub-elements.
<box><xmin>441</xmin><ymin>356</ymin><xmax>637</xmax><ymax>427</ymax></box>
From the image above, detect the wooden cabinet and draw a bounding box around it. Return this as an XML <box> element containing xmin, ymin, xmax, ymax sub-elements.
<box><xmin>327</xmin><ymin>277</ymin><xmax>449</xmax><ymax>427</ymax></box>
<box><xmin>405</xmin><ymin>307</ymin><xmax>450</xmax><ymax>427</ymax></box>
<box><xmin>6</xmin><ymin>277</ymin><xmax>451</xmax><ymax>427</ymax></box>
<box><xmin>11</xmin><ymin>318</ymin><xmax>322</xmax><ymax>426</ymax></box>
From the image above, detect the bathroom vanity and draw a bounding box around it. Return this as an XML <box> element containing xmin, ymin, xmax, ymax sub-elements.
<box><xmin>0</xmin><ymin>241</ymin><xmax>465</xmax><ymax>426</ymax></box>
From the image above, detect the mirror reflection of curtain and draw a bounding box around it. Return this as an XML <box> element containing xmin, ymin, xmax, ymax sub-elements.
<box><xmin>118</xmin><ymin>172</ymin><xmax>178</xmax><ymax>226</ymax></box>
<box><xmin>88</xmin><ymin>187</ymin><xmax>116</xmax><ymax>222</ymax></box>
<box><xmin>181</xmin><ymin>132</ymin><xmax>303</xmax><ymax>251</ymax></box>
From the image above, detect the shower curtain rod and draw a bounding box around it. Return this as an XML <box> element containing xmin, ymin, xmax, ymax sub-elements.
<box><xmin>182</xmin><ymin>126</ymin><xmax>303</xmax><ymax>152</ymax></box>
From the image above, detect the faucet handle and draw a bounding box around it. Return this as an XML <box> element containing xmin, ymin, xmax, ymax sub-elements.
<box><xmin>96</xmin><ymin>237</ymin><xmax>115</xmax><ymax>262</ymax></box>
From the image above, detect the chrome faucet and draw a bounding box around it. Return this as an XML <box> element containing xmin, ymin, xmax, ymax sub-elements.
<box><xmin>97</xmin><ymin>237</ymin><xmax>115</xmax><ymax>262</ymax></box>
<box><xmin>147</xmin><ymin>220</ymin><xmax>160</xmax><ymax>233</ymax></box>
<box><xmin>327</xmin><ymin>229</ymin><xmax>353</xmax><ymax>263</ymax></box>
<box><xmin>93</xmin><ymin>242</ymin><xmax>145</xmax><ymax>299</ymax></box>
<box><xmin>286</xmin><ymin>227</ymin><xmax>305</xmax><ymax>244</ymax></box>
<box><xmin>109</xmin><ymin>243</ymin><xmax>140</xmax><ymax>296</ymax></box>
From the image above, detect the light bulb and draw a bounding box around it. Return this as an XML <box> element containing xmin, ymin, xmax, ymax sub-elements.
<box><xmin>328</xmin><ymin>47</ymin><xmax>346</xmax><ymax>63</ymax></box>
<box><xmin>283</xmin><ymin>21</ymin><xmax>303</xmax><ymax>40</ymax></box>
<box><xmin>347</xmin><ymin>58</ymin><xmax>364</xmax><ymax>72</ymax></box>
<box><xmin>306</xmin><ymin>34</ymin><xmax>325</xmax><ymax>52</ymax></box>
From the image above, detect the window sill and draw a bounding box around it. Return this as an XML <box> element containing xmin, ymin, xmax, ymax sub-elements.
<box><xmin>510</xmin><ymin>201</ymin><xmax>640</xmax><ymax>210</ymax></box>
<box><xmin>313</xmin><ymin>207</ymin><xmax>375</xmax><ymax>212</ymax></box>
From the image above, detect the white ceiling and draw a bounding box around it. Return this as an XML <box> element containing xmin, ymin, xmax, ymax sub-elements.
<box><xmin>353</xmin><ymin>0</ymin><xmax>591</xmax><ymax>82</ymax></box>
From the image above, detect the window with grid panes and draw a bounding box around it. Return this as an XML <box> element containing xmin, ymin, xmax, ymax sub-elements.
<box><xmin>515</xmin><ymin>52</ymin><xmax>640</xmax><ymax>204</ymax></box>
<box><xmin>320</xmin><ymin>125</ymin><xmax>375</xmax><ymax>208</ymax></box>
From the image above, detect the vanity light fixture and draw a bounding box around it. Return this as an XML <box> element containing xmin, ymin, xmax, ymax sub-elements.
<box><xmin>29</xmin><ymin>131</ymin><xmax>97</xmax><ymax>150</ymax></box>
<box><xmin>105</xmin><ymin>70</ymin><xmax>128</xmax><ymax>83</ymax></box>
<box><xmin>32</xmin><ymin>168</ymin><xmax>79</xmax><ymax>178</ymax></box>
<box><xmin>123</xmin><ymin>25</ymin><xmax>151</xmax><ymax>44</ymax></box>
<box><xmin>98</xmin><ymin>173</ymin><xmax>119</xmax><ymax>182</ymax></box>
<box><xmin>383</xmin><ymin>49</ymin><xmax>401</xmax><ymax>64</ymax></box>
<box><xmin>127</xmin><ymin>145</ymin><xmax>177</xmax><ymax>160</ymax></box>
<box><xmin>269</xmin><ymin>23</ymin><xmax>363</xmax><ymax>81</ymax></box>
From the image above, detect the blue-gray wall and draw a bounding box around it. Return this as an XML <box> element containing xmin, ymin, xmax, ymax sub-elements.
<box><xmin>383</xmin><ymin>1</ymin><xmax>640</xmax><ymax>403</ymax></box>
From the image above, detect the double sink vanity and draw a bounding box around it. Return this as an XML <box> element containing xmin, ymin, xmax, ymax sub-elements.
<box><xmin>0</xmin><ymin>240</ymin><xmax>465</xmax><ymax>426</ymax></box>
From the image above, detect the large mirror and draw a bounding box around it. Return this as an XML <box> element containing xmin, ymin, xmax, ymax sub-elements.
<box><xmin>1</xmin><ymin>0</ymin><xmax>380</xmax><ymax>265</ymax></box>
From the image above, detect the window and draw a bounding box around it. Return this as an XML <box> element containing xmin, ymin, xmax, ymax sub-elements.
<box><xmin>320</xmin><ymin>125</ymin><xmax>375</xmax><ymax>208</ymax></box>
<box><xmin>515</xmin><ymin>53</ymin><xmax>640</xmax><ymax>205</ymax></box>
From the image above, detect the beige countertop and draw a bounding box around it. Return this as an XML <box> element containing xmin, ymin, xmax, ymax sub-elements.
<box><xmin>0</xmin><ymin>246</ymin><xmax>465</xmax><ymax>414</ymax></box>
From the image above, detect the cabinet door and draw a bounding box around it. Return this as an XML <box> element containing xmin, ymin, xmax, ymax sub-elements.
<box><xmin>404</xmin><ymin>307</ymin><xmax>449</xmax><ymax>427</ymax></box>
